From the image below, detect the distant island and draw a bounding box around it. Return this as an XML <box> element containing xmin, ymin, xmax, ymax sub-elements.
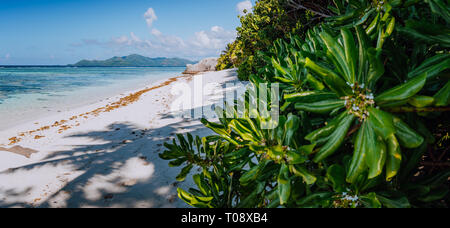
<box><xmin>69</xmin><ymin>54</ymin><xmax>196</xmax><ymax>67</ymax></box>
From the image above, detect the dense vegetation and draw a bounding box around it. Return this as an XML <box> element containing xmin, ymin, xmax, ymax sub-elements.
<box><xmin>162</xmin><ymin>0</ymin><xmax>450</xmax><ymax>208</ymax></box>
<box><xmin>71</xmin><ymin>54</ymin><xmax>195</xmax><ymax>67</ymax></box>
<box><xmin>216</xmin><ymin>0</ymin><xmax>319</xmax><ymax>80</ymax></box>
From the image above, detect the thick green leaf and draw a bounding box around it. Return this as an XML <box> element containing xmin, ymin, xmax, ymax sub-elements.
<box><xmin>285</xmin><ymin>150</ymin><xmax>308</xmax><ymax>165</ymax></box>
<box><xmin>408</xmin><ymin>95</ymin><xmax>435</xmax><ymax>108</ymax></box>
<box><xmin>239</xmin><ymin>160</ymin><xmax>270</xmax><ymax>184</ymax></box>
<box><xmin>347</xmin><ymin>122</ymin><xmax>368</xmax><ymax>183</ymax></box>
<box><xmin>408</xmin><ymin>54</ymin><xmax>450</xmax><ymax>79</ymax></box>
<box><xmin>169</xmin><ymin>157</ymin><xmax>187</xmax><ymax>167</ymax></box>
<box><xmin>238</xmin><ymin>188</ymin><xmax>259</xmax><ymax>208</ymax></box>
<box><xmin>377</xmin><ymin>194</ymin><xmax>410</xmax><ymax>208</ymax></box>
<box><xmin>306</xmin><ymin>73</ymin><xmax>325</xmax><ymax>90</ymax></box>
<box><xmin>365</xmin><ymin>134</ymin><xmax>387</xmax><ymax>180</ymax></box>
<box><xmin>393</xmin><ymin>117</ymin><xmax>424</xmax><ymax>149</ymax></box>
<box><xmin>366</xmin><ymin>13</ymin><xmax>380</xmax><ymax>35</ymax></box>
<box><xmin>385</xmin><ymin>17</ymin><xmax>396</xmax><ymax>38</ymax></box>
<box><xmin>366</xmin><ymin>48</ymin><xmax>385</xmax><ymax>86</ymax></box>
<box><xmin>341</xmin><ymin>28</ymin><xmax>357</xmax><ymax>83</ymax></box>
<box><xmin>229</xmin><ymin>119</ymin><xmax>261</xmax><ymax>143</ymax></box>
<box><xmin>327</xmin><ymin>164</ymin><xmax>346</xmax><ymax>192</ymax></box>
<box><xmin>418</xmin><ymin>187</ymin><xmax>449</xmax><ymax>203</ymax></box>
<box><xmin>201</xmin><ymin>119</ymin><xmax>239</xmax><ymax>145</ymax></box>
<box><xmin>299</xmin><ymin>144</ymin><xmax>317</xmax><ymax>155</ymax></box>
<box><xmin>305</xmin><ymin>112</ymin><xmax>347</xmax><ymax>142</ymax></box>
<box><xmin>367</xmin><ymin>107</ymin><xmax>395</xmax><ymax>140</ymax></box>
<box><xmin>272</xmin><ymin>57</ymin><xmax>289</xmax><ymax>77</ymax></box>
<box><xmin>304</xmin><ymin>58</ymin><xmax>351</xmax><ymax>96</ymax></box>
<box><xmin>397</xmin><ymin>23</ymin><xmax>450</xmax><ymax>47</ymax></box>
<box><xmin>284</xmin><ymin>114</ymin><xmax>300</xmax><ymax>146</ymax></box>
<box><xmin>296</xmin><ymin>192</ymin><xmax>334</xmax><ymax>207</ymax></box>
<box><xmin>360</xmin><ymin>192</ymin><xmax>382</xmax><ymax>208</ymax></box>
<box><xmin>319</xmin><ymin>31</ymin><xmax>352</xmax><ymax>82</ymax></box>
<box><xmin>193</xmin><ymin>174</ymin><xmax>209</xmax><ymax>196</ymax></box>
<box><xmin>284</xmin><ymin>91</ymin><xmax>337</xmax><ymax>103</ymax></box>
<box><xmin>295</xmin><ymin>99</ymin><xmax>345</xmax><ymax>114</ymax></box>
<box><xmin>427</xmin><ymin>0</ymin><xmax>450</xmax><ymax>23</ymax></box>
<box><xmin>278</xmin><ymin>164</ymin><xmax>291</xmax><ymax>205</ymax></box>
<box><xmin>178</xmin><ymin>188</ymin><xmax>213</xmax><ymax>208</ymax></box>
<box><xmin>313</xmin><ymin>114</ymin><xmax>355</xmax><ymax>162</ymax></box>
<box><xmin>376</xmin><ymin>73</ymin><xmax>427</xmax><ymax>104</ymax></box>
<box><xmin>355</xmin><ymin>26</ymin><xmax>370</xmax><ymax>84</ymax></box>
<box><xmin>290</xmin><ymin>165</ymin><xmax>317</xmax><ymax>185</ymax></box>
<box><xmin>386</xmin><ymin>134</ymin><xmax>402</xmax><ymax>181</ymax></box>
<box><xmin>434</xmin><ymin>81</ymin><xmax>450</xmax><ymax>107</ymax></box>
<box><xmin>176</xmin><ymin>164</ymin><xmax>194</xmax><ymax>182</ymax></box>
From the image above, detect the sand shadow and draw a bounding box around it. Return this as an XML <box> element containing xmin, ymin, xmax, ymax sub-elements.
<box><xmin>0</xmin><ymin>69</ymin><xmax>242</xmax><ymax>208</ymax></box>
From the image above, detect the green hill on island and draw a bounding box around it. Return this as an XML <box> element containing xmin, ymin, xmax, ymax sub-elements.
<box><xmin>70</xmin><ymin>54</ymin><xmax>196</xmax><ymax>67</ymax></box>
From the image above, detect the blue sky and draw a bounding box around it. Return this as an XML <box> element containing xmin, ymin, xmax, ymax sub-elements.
<box><xmin>0</xmin><ymin>0</ymin><xmax>254</xmax><ymax>65</ymax></box>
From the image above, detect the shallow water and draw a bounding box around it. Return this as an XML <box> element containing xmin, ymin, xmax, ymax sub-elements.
<box><xmin>0</xmin><ymin>67</ymin><xmax>184</xmax><ymax>129</ymax></box>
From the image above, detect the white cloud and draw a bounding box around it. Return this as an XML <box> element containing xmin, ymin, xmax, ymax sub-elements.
<box><xmin>144</xmin><ymin>8</ymin><xmax>157</xmax><ymax>27</ymax></box>
<box><xmin>151</xmin><ymin>28</ymin><xmax>162</xmax><ymax>37</ymax></box>
<box><xmin>72</xmin><ymin>8</ymin><xmax>237</xmax><ymax>60</ymax></box>
<box><xmin>130</xmin><ymin>32</ymin><xmax>142</xmax><ymax>43</ymax></box>
<box><xmin>92</xmin><ymin>26</ymin><xmax>235</xmax><ymax>59</ymax></box>
<box><xmin>110</xmin><ymin>32</ymin><xmax>153</xmax><ymax>50</ymax></box>
<box><xmin>237</xmin><ymin>1</ymin><xmax>253</xmax><ymax>16</ymax></box>
<box><xmin>211</xmin><ymin>26</ymin><xmax>222</xmax><ymax>33</ymax></box>
<box><xmin>192</xmin><ymin>26</ymin><xmax>236</xmax><ymax>50</ymax></box>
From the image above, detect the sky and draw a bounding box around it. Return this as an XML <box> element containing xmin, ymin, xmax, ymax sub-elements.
<box><xmin>0</xmin><ymin>0</ymin><xmax>254</xmax><ymax>65</ymax></box>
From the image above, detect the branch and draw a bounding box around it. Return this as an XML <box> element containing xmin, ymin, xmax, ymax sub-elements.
<box><xmin>287</xmin><ymin>0</ymin><xmax>333</xmax><ymax>18</ymax></box>
<box><xmin>387</xmin><ymin>106</ymin><xmax>450</xmax><ymax>113</ymax></box>
<box><xmin>347</xmin><ymin>123</ymin><xmax>361</xmax><ymax>137</ymax></box>
<box><xmin>420</xmin><ymin>162</ymin><xmax>450</xmax><ymax>167</ymax></box>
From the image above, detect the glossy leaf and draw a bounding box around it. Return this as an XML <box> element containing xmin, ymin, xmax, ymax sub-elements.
<box><xmin>365</xmin><ymin>134</ymin><xmax>387</xmax><ymax>180</ymax></box>
<box><xmin>284</xmin><ymin>91</ymin><xmax>337</xmax><ymax>103</ymax></box>
<box><xmin>290</xmin><ymin>165</ymin><xmax>317</xmax><ymax>185</ymax></box>
<box><xmin>385</xmin><ymin>134</ymin><xmax>402</xmax><ymax>181</ymax></box>
<box><xmin>433</xmin><ymin>81</ymin><xmax>450</xmax><ymax>107</ymax></box>
<box><xmin>341</xmin><ymin>28</ymin><xmax>357</xmax><ymax>83</ymax></box>
<box><xmin>176</xmin><ymin>164</ymin><xmax>194</xmax><ymax>182</ymax></box>
<box><xmin>327</xmin><ymin>164</ymin><xmax>346</xmax><ymax>192</ymax></box>
<box><xmin>305</xmin><ymin>112</ymin><xmax>347</xmax><ymax>142</ymax></box>
<box><xmin>408</xmin><ymin>54</ymin><xmax>450</xmax><ymax>79</ymax></box>
<box><xmin>408</xmin><ymin>95</ymin><xmax>435</xmax><ymax>108</ymax></box>
<box><xmin>347</xmin><ymin>122</ymin><xmax>368</xmax><ymax>183</ymax></box>
<box><xmin>393</xmin><ymin>117</ymin><xmax>424</xmax><ymax>149</ymax></box>
<box><xmin>295</xmin><ymin>99</ymin><xmax>345</xmax><ymax>114</ymax></box>
<box><xmin>376</xmin><ymin>73</ymin><xmax>427</xmax><ymax>104</ymax></box>
<box><xmin>278</xmin><ymin>164</ymin><xmax>291</xmax><ymax>205</ymax></box>
<box><xmin>304</xmin><ymin>57</ymin><xmax>351</xmax><ymax>96</ymax></box>
<box><xmin>367</xmin><ymin>107</ymin><xmax>395</xmax><ymax>140</ymax></box>
<box><xmin>313</xmin><ymin>114</ymin><xmax>355</xmax><ymax>162</ymax></box>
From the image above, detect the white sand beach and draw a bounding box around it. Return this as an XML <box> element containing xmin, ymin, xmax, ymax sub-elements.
<box><xmin>0</xmin><ymin>69</ymin><xmax>239</xmax><ymax>208</ymax></box>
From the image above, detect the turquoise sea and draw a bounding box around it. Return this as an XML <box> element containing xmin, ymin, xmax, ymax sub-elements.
<box><xmin>0</xmin><ymin>67</ymin><xmax>184</xmax><ymax>129</ymax></box>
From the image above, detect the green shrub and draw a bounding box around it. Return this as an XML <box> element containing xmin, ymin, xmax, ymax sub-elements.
<box><xmin>162</xmin><ymin>0</ymin><xmax>450</xmax><ymax>208</ymax></box>
<box><xmin>216</xmin><ymin>0</ymin><xmax>317</xmax><ymax>80</ymax></box>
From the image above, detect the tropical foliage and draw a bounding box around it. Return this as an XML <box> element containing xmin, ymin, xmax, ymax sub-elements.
<box><xmin>162</xmin><ymin>0</ymin><xmax>450</xmax><ymax>208</ymax></box>
<box><xmin>216</xmin><ymin>0</ymin><xmax>317</xmax><ymax>80</ymax></box>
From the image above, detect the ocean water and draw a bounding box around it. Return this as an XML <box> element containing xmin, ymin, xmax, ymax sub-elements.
<box><xmin>0</xmin><ymin>67</ymin><xmax>184</xmax><ymax>130</ymax></box>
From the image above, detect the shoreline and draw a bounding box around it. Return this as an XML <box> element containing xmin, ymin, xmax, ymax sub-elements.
<box><xmin>0</xmin><ymin>69</ymin><xmax>239</xmax><ymax>208</ymax></box>
<box><xmin>0</xmin><ymin>67</ymin><xmax>185</xmax><ymax>131</ymax></box>
<box><xmin>1</xmin><ymin>74</ymin><xmax>188</xmax><ymax>146</ymax></box>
